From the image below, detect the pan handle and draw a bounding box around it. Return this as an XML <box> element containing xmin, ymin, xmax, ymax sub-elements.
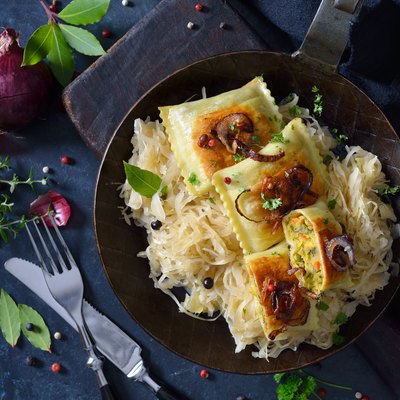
<box><xmin>292</xmin><ymin>0</ymin><xmax>362</xmax><ymax>73</ymax></box>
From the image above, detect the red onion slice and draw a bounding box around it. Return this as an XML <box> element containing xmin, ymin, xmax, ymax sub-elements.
<box><xmin>235</xmin><ymin>139</ymin><xmax>285</xmax><ymax>162</ymax></box>
<box><xmin>325</xmin><ymin>235</ymin><xmax>356</xmax><ymax>271</ymax></box>
<box><xmin>29</xmin><ymin>191</ymin><xmax>71</xmax><ymax>227</ymax></box>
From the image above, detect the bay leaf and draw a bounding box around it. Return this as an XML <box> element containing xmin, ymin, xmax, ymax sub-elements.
<box><xmin>58</xmin><ymin>0</ymin><xmax>110</xmax><ymax>26</ymax></box>
<box><xmin>123</xmin><ymin>161</ymin><xmax>163</xmax><ymax>198</ymax></box>
<box><xmin>0</xmin><ymin>289</ymin><xmax>21</xmax><ymax>347</ymax></box>
<box><xmin>59</xmin><ymin>24</ymin><xmax>105</xmax><ymax>56</ymax></box>
<box><xmin>47</xmin><ymin>24</ymin><xmax>74</xmax><ymax>87</ymax></box>
<box><xmin>19</xmin><ymin>304</ymin><xmax>51</xmax><ymax>352</ymax></box>
<box><xmin>22</xmin><ymin>24</ymin><xmax>53</xmax><ymax>66</ymax></box>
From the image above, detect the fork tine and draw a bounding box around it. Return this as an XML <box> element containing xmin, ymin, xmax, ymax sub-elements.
<box><xmin>40</xmin><ymin>216</ymin><xmax>69</xmax><ymax>272</ymax></box>
<box><xmin>48</xmin><ymin>213</ymin><xmax>78</xmax><ymax>269</ymax></box>
<box><xmin>25</xmin><ymin>223</ymin><xmax>49</xmax><ymax>273</ymax></box>
<box><xmin>30</xmin><ymin>220</ymin><xmax>59</xmax><ymax>274</ymax></box>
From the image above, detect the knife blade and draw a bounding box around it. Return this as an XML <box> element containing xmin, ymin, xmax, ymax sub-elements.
<box><xmin>4</xmin><ymin>257</ymin><xmax>185</xmax><ymax>400</ymax></box>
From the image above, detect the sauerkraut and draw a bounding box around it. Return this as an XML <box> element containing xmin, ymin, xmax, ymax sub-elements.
<box><xmin>119</xmin><ymin>97</ymin><xmax>396</xmax><ymax>359</ymax></box>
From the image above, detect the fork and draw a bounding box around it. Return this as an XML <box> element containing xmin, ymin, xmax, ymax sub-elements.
<box><xmin>26</xmin><ymin>215</ymin><xmax>115</xmax><ymax>400</ymax></box>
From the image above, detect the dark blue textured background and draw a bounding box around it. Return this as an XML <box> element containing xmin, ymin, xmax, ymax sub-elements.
<box><xmin>0</xmin><ymin>1</ymin><xmax>398</xmax><ymax>399</ymax></box>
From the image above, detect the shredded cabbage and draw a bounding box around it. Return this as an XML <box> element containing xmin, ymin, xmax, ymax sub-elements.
<box><xmin>119</xmin><ymin>97</ymin><xmax>396</xmax><ymax>359</ymax></box>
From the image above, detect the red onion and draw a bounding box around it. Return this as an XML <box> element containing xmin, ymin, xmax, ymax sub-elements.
<box><xmin>325</xmin><ymin>235</ymin><xmax>356</xmax><ymax>271</ymax></box>
<box><xmin>29</xmin><ymin>191</ymin><xmax>71</xmax><ymax>227</ymax></box>
<box><xmin>0</xmin><ymin>28</ymin><xmax>53</xmax><ymax>131</ymax></box>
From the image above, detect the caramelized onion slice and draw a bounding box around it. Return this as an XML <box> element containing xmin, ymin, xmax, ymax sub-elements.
<box><xmin>235</xmin><ymin>139</ymin><xmax>285</xmax><ymax>162</ymax></box>
<box><xmin>234</xmin><ymin>189</ymin><xmax>265</xmax><ymax>223</ymax></box>
<box><xmin>325</xmin><ymin>235</ymin><xmax>356</xmax><ymax>271</ymax></box>
<box><xmin>215</xmin><ymin>113</ymin><xmax>253</xmax><ymax>153</ymax></box>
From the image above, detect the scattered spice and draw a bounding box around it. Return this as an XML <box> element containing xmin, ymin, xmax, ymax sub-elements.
<box><xmin>187</xmin><ymin>22</ymin><xmax>195</xmax><ymax>30</ymax></box>
<box><xmin>151</xmin><ymin>220</ymin><xmax>162</xmax><ymax>230</ymax></box>
<box><xmin>207</xmin><ymin>138</ymin><xmax>216</xmax><ymax>147</ymax></box>
<box><xmin>219</xmin><ymin>22</ymin><xmax>226</xmax><ymax>29</ymax></box>
<box><xmin>267</xmin><ymin>283</ymin><xmax>276</xmax><ymax>292</ymax></box>
<box><xmin>60</xmin><ymin>156</ymin><xmax>71</xmax><ymax>165</ymax></box>
<box><xmin>195</xmin><ymin>3</ymin><xmax>204</xmax><ymax>11</ymax></box>
<box><xmin>51</xmin><ymin>362</ymin><xmax>61</xmax><ymax>373</ymax></box>
<box><xmin>102</xmin><ymin>29</ymin><xmax>111</xmax><ymax>38</ymax></box>
<box><xmin>49</xmin><ymin>4</ymin><xmax>57</xmax><ymax>12</ymax></box>
<box><xmin>224</xmin><ymin>177</ymin><xmax>232</xmax><ymax>184</ymax></box>
<box><xmin>203</xmin><ymin>277</ymin><xmax>214</xmax><ymax>289</ymax></box>
<box><xmin>361</xmin><ymin>396</ymin><xmax>369</xmax><ymax>400</ymax></box>
<box><xmin>42</xmin><ymin>166</ymin><xmax>50</xmax><ymax>174</ymax></box>
<box><xmin>200</xmin><ymin>369</ymin><xmax>209</xmax><ymax>379</ymax></box>
<box><xmin>54</xmin><ymin>331</ymin><xmax>62</xmax><ymax>340</ymax></box>
<box><xmin>355</xmin><ymin>392</ymin><xmax>362</xmax><ymax>399</ymax></box>
<box><xmin>122</xmin><ymin>0</ymin><xmax>129</xmax><ymax>5</ymax></box>
<box><xmin>198</xmin><ymin>134</ymin><xmax>209</xmax><ymax>148</ymax></box>
<box><xmin>317</xmin><ymin>387</ymin><xmax>327</xmax><ymax>397</ymax></box>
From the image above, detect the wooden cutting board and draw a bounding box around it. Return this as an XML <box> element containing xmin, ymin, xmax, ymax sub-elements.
<box><xmin>62</xmin><ymin>0</ymin><xmax>269</xmax><ymax>157</ymax></box>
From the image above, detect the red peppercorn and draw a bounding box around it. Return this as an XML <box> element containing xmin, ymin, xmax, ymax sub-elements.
<box><xmin>49</xmin><ymin>4</ymin><xmax>57</xmax><ymax>12</ymax></box>
<box><xmin>224</xmin><ymin>177</ymin><xmax>232</xmax><ymax>184</ymax></box>
<box><xmin>360</xmin><ymin>396</ymin><xmax>369</xmax><ymax>400</ymax></box>
<box><xmin>268</xmin><ymin>283</ymin><xmax>275</xmax><ymax>292</ymax></box>
<box><xmin>208</xmin><ymin>138</ymin><xmax>216</xmax><ymax>147</ymax></box>
<box><xmin>51</xmin><ymin>362</ymin><xmax>61</xmax><ymax>373</ymax></box>
<box><xmin>317</xmin><ymin>387</ymin><xmax>327</xmax><ymax>397</ymax></box>
<box><xmin>198</xmin><ymin>134</ymin><xmax>209</xmax><ymax>148</ymax></box>
<box><xmin>60</xmin><ymin>156</ymin><xmax>71</xmax><ymax>165</ymax></box>
<box><xmin>200</xmin><ymin>369</ymin><xmax>209</xmax><ymax>379</ymax></box>
<box><xmin>102</xmin><ymin>29</ymin><xmax>111</xmax><ymax>38</ymax></box>
<box><xmin>195</xmin><ymin>3</ymin><xmax>204</xmax><ymax>11</ymax></box>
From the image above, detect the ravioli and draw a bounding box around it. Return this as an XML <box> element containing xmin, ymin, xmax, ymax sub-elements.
<box><xmin>282</xmin><ymin>200</ymin><xmax>353</xmax><ymax>294</ymax></box>
<box><xmin>245</xmin><ymin>242</ymin><xmax>318</xmax><ymax>340</ymax></box>
<box><xmin>159</xmin><ymin>77</ymin><xmax>283</xmax><ymax>195</ymax></box>
<box><xmin>212</xmin><ymin>118</ymin><xmax>328</xmax><ymax>254</ymax></box>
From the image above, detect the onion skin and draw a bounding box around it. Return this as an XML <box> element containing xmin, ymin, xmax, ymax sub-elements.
<box><xmin>0</xmin><ymin>28</ymin><xmax>53</xmax><ymax>131</ymax></box>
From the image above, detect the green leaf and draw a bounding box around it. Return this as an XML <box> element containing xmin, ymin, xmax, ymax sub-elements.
<box><xmin>332</xmin><ymin>331</ymin><xmax>346</xmax><ymax>346</ymax></box>
<box><xmin>334</xmin><ymin>312</ymin><xmax>348</xmax><ymax>326</ymax></box>
<box><xmin>327</xmin><ymin>199</ymin><xmax>336</xmax><ymax>210</ymax></box>
<box><xmin>123</xmin><ymin>161</ymin><xmax>163</xmax><ymax>198</ymax></box>
<box><xmin>47</xmin><ymin>24</ymin><xmax>74</xmax><ymax>87</ymax></box>
<box><xmin>188</xmin><ymin>172</ymin><xmax>201</xmax><ymax>186</ymax></box>
<box><xmin>19</xmin><ymin>304</ymin><xmax>51</xmax><ymax>352</ymax></box>
<box><xmin>58</xmin><ymin>0</ymin><xmax>110</xmax><ymax>26</ymax></box>
<box><xmin>269</xmin><ymin>132</ymin><xmax>289</xmax><ymax>144</ymax></box>
<box><xmin>59</xmin><ymin>24</ymin><xmax>105</xmax><ymax>56</ymax></box>
<box><xmin>377</xmin><ymin>185</ymin><xmax>400</xmax><ymax>196</ymax></box>
<box><xmin>316</xmin><ymin>300</ymin><xmax>329</xmax><ymax>311</ymax></box>
<box><xmin>22</xmin><ymin>24</ymin><xmax>53</xmax><ymax>66</ymax></box>
<box><xmin>0</xmin><ymin>289</ymin><xmax>21</xmax><ymax>347</ymax></box>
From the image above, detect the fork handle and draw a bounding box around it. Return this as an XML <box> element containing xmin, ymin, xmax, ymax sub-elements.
<box><xmin>100</xmin><ymin>384</ymin><xmax>115</xmax><ymax>400</ymax></box>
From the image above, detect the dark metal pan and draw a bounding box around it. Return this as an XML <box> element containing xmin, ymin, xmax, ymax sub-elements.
<box><xmin>94</xmin><ymin>0</ymin><xmax>400</xmax><ymax>373</ymax></box>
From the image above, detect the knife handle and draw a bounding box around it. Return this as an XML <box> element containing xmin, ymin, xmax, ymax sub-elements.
<box><xmin>101</xmin><ymin>384</ymin><xmax>115</xmax><ymax>400</ymax></box>
<box><xmin>156</xmin><ymin>386</ymin><xmax>187</xmax><ymax>400</ymax></box>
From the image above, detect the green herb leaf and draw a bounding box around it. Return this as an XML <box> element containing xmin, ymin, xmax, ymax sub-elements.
<box><xmin>323</xmin><ymin>218</ymin><xmax>329</xmax><ymax>225</ymax></box>
<box><xmin>47</xmin><ymin>24</ymin><xmax>74</xmax><ymax>87</ymax></box>
<box><xmin>261</xmin><ymin>197</ymin><xmax>282</xmax><ymax>210</ymax></box>
<box><xmin>269</xmin><ymin>132</ymin><xmax>289</xmax><ymax>144</ymax></box>
<box><xmin>334</xmin><ymin>312</ymin><xmax>348</xmax><ymax>326</ymax></box>
<box><xmin>336</xmin><ymin>134</ymin><xmax>349</xmax><ymax>144</ymax></box>
<box><xmin>123</xmin><ymin>161</ymin><xmax>163</xmax><ymax>198</ymax></box>
<box><xmin>233</xmin><ymin>153</ymin><xmax>245</xmax><ymax>163</ymax></box>
<box><xmin>332</xmin><ymin>331</ymin><xmax>346</xmax><ymax>346</ymax></box>
<box><xmin>327</xmin><ymin>199</ymin><xmax>336</xmax><ymax>210</ymax></box>
<box><xmin>323</xmin><ymin>154</ymin><xmax>333</xmax><ymax>165</ymax></box>
<box><xmin>276</xmin><ymin>374</ymin><xmax>303</xmax><ymax>400</ymax></box>
<box><xmin>22</xmin><ymin>24</ymin><xmax>53</xmax><ymax>66</ymax></box>
<box><xmin>59</xmin><ymin>24</ymin><xmax>105</xmax><ymax>56</ymax></box>
<box><xmin>274</xmin><ymin>373</ymin><xmax>286</xmax><ymax>383</ymax></box>
<box><xmin>19</xmin><ymin>304</ymin><xmax>51</xmax><ymax>352</ymax></box>
<box><xmin>0</xmin><ymin>289</ymin><xmax>21</xmax><ymax>347</ymax></box>
<box><xmin>289</xmin><ymin>105</ymin><xmax>302</xmax><ymax>117</ymax></box>
<box><xmin>316</xmin><ymin>300</ymin><xmax>329</xmax><ymax>311</ymax></box>
<box><xmin>188</xmin><ymin>172</ymin><xmax>201</xmax><ymax>186</ymax></box>
<box><xmin>208</xmin><ymin>197</ymin><xmax>216</xmax><ymax>205</ymax></box>
<box><xmin>312</xmin><ymin>86</ymin><xmax>323</xmax><ymax>117</ymax></box>
<box><xmin>58</xmin><ymin>0</ymin><xmax>110</xmax><ymax>26</ymax></box>
<box><xmin>377</xmin><ymin>185</ymin><xmax>400</xmax><ymax>196</ymax></box>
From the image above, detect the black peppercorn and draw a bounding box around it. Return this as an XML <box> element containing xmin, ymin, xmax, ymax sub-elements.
<box><xmin>151</xmin><ymin>220</ymin><xmax>162</xmax><ymax>230</ymax></box>
<box><xmin>203</xmin><ymin>277</ymin><xmax>214</xmax><ymax>289</ymax></box>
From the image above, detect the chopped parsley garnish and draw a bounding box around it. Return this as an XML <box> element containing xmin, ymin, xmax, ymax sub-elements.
<box><xmin>233</xmin><ymin>153</ymin><xmax>245</xmax><ymax>163</ymax></box>
<box><xmin>229</xmin><ymin>122</ymin><xmax>235</xmax><ymax>131</ymax></box>
<box><xmin>208</xmin><ymin>197</ymin><xmax>216</xmax><ymax>205</ymax></box>
<box><xmin>188</xmin><ymin>172</ymin><xmax>200</xmax><ymax>186</ymax></box>
<box><xmin>251</xmin><ymin>135</ymin><xmax>261</xmax><ymax>143</ymax></box>
<box><xmin>377</xmin><ymin>185</ymin><xmax>400</xmax><ymax>196</ymax></box>
<box><xmin>328</xmin><ymin>199</ymin><xmax>337</xmax><ymax>210</ymax></box>
<box><xmin>336</xmin><ymin>134</ymin><xmax>349</xmax><ymax>144</ymax></box>
<box><xmin>271</xmin><ymin>251</ymin><xmax>280</xmax><ymax>256</ymax></box>
<box><xmin>261</xmin><ymin>195</ymin><xmax>282</xmax><ymax>210</ymax></box>
<box><xmin>323</xmin><ymin>218</ymin><xmax>329</xmax><ymax>225</ymax></box>
<box><xmin>332</xmin><ymin>332</ymin><xmax>346</xmax><ymax>346</ymax></box>
<box><xmin>269</xmin><ymin>132</ymin><xmax>289</xmax><ymax>144</ymax></box>
<box><xmin>289</xmin><ymin>105</ymin><xmax>302</xmax><ymax>117</ymax></box>
<box><xmin>210</xmin><ymin>160</ymin><xmax>218</xmax><ymax>167</ymax></box>
<box><xmin>312</xmin><ymin>85</ymin><xmax>323</xmax><ymax>116</ymax></box>
<box><xmin>316</xmin><ymin>300</ymin><xmax>329</xmax><ymax>311</ymax></box>
<box><xmin>323</xmin><ymin>154</ymin><xmax>333</xmax><ymax>164</ymax></box>
<box><xmin>334</xmin><ymin>312</ymin><xmax>348</xmax><ymax>326</ymax></box>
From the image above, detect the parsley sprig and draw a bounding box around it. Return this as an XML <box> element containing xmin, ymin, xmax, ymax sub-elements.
<box><xmin>274</xmin><ymin>369</ymin><xmax>352</xmax><ymax>400</ymax></box>
<box><xmin>312</xmin><ymin>86</ymin><xmax>323</xmax><ymax>117</ymax></box>
<box><xmin>269</xmin><ymin>132</ymin><xmax>289</xmax><ymax>144</ymax></box>
<box><xmin>377</xmin><ymin>185</ymin><xmax>400</xmax><ymax>196</ymax></box>
<box><xmin>261</xmin><ymin>193</ymin><xmax>282</xmax><ymax>210</ymax></box>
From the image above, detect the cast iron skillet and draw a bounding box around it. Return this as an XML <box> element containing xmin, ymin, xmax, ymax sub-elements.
<box><xmin>94</xmin><ymin>0</ymin><xmax>400</xmax><ymax>373</ymax></box>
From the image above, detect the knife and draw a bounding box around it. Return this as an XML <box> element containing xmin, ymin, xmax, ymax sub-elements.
<box><xmin>4</xmin><ymin>257</ymin><xmax>185</xmax><ymax>400</ymax></box>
